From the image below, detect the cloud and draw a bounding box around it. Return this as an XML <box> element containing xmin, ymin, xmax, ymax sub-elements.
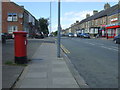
<box><xmin>61</xmin><ymin>10</ymin><xmax>93</xmax><ymax>29</ymax></box>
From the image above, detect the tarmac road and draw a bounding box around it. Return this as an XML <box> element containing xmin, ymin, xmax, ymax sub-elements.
<box><xmin>61</xmin><ymin>37</ymin><xmax>118</xmax><ymax>88</ymax></box>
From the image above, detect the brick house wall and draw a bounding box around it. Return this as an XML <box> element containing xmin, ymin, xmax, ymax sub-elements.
<box><xmin>2</xmin><ymin>2</ymin><xmax>24</xmax><ymax>34</ymax></box>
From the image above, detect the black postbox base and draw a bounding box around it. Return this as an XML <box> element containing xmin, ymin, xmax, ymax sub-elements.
<box><xmin>15</xmin><ymin>56</ymin><xmax>28</xmax><ymax>64</ymax></box>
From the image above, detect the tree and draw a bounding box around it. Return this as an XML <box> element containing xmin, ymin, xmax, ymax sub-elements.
<box><xmin>38</xmin><ymin>18</ymin><xmax>49</xmax><ymax>36</ymax></box>
<box><xmin>52</xmin><ymin>31</ymin><xmax>58</xmax><ymax>36</ymax></box>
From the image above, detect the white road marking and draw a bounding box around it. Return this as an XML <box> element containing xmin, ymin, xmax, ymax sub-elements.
<box><xmin>92</xmin><ymin>42</ymin><xmax>104</xmax><ymax>46</ymax></box>
<box><xmin>84</xmin><ymin>42</ymin><xmax>95</xmax><ymax>45</ymax></box>
<box><xmin>100</xmin><ymin>46</ymin><xmax>118</xmax><ymax>52</ymax></box>
<box><xmin>84</xmin><ymin>42</ymin><xmax>118</xmax><ymax>52</ymax></box>
<box><xmin>110</xmin><ymin>46</ymin><xmax>118</xmax><ymax>49</ymax></box>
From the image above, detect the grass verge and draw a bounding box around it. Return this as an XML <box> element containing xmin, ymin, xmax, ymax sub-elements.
<box><xmin>5</xmin><ymin>61</ymin><xmax>27</xmax><ymax>66</ymax></box>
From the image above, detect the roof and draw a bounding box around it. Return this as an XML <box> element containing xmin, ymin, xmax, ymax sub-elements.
<box><xmin>108</xmin><ymin>4</ymin><xmax>120</xmax><ymax>16</ymax></box>
<box><xmin>11</xmin><ymin>2</ymin><xmax>37</xmax><ymax>21</ymax></box>
<box><xmin>79</xmin><ymin>4</ymin><xmax>119</xmax><ymax>24</ymax></box>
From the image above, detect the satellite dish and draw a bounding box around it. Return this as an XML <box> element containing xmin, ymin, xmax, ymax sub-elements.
<box><xmin>18</xmin><ymin>13</ymin><xmax>23</xmax><ymax>18</ymax></box>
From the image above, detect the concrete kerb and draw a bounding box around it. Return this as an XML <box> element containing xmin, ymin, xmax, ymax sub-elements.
<box><xmin>13</xmin><ymin>64</ymin><xmax>30</xmax><ymax>88</ymax></box>
<box><xmin>10</xmin><ymin>66</ymin><xmax>27</xmax><ymax>89</ymax></box>
<box><xmin>54</xmin><ymin>39</ymin><xmax>89</xmax><ymax>88</ymax></box>
<box><xmin>61</xmin><ymin>51</ymin><xmax>89</xmax><ymax>88</ymax></box>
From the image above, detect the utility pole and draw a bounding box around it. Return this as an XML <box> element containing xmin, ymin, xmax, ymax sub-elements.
<box><xmin>50</xmin><ymin>1</ymin><xmax>52</xmax><ymax>34</ymax></box>
<box><xmin>57</xmin><ymin>0</ymin><xmax>61</xmax><ymax>58</ymax></box>
<box><xmin>0</xmin><ymin>0</ymin><xmax>1</xmax><ymax>41</ymax></box>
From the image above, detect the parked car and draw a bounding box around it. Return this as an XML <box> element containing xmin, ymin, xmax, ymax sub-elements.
<box><xmin>34</xmin><ymin>33</ymin><xmax>44</xmax><ymax>39</ymax></box>
<box><xmin>74</xmin><ymin>33</ymin><xmax>77</xmax><ymax>37</ymax></box>
<box><xmin>68</xmin><ymin>33</ymin><xmax>74</xmax><ymax>37</ymax></box>
<box><xmin>80</xmin><ymin>33</ymin><xmax>90</xmax><ymax>38</ymax></box>
<box><xmin>113</xmin><ymin>34</ymin><xmax>120</xmax><ymax>44</ymax></box>
<box><xmin>77</xmin><ymin>33</ymin><xmax>81</xmax><ymax>37</ymax></box>
<box><xmin>64</xmin><ymin>33</ymin><xmax>69</xmax><ymax>37</ymax></box>
<box><xmin>1</xmin><ymin>33</ymin><xmax>6</xmax><ymax>43</ymax></box>
<box><xmin>61</xmin><ymin>34</ymin><xmax>65</xmax><ymax>37</ymax></box>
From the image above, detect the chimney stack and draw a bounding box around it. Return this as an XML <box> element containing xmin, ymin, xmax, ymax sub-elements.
<box><xmin>76</xmin><ymin>21</ymin><xmax>79</xmax><ymax>23</ymax></box>
<box><xmin>93</xmin><ymin>10</ymin><xmax>98</xmax><ymax>15</ymax></box>
<box><xmin>21</xmin><ymin>6</ymin><xmax>24</xmax><ymax>8</ymax></box>
<box><xmin>104</xmin><ymin>3</ymin><xmax>110</xmax><ymax>10</ymax></box>
<box><xmin>86</xmin><ymin>14</ymin><xmax>90</xmax><ymax>18</ymax></box>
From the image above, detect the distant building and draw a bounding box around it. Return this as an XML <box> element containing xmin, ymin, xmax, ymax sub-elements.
<box><xmin>64</xmin><ymin>2</ymin><xmax>120</xmax><ymax>38</ymax></box>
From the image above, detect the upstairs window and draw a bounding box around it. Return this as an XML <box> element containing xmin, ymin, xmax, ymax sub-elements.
<box><xmin>7</xmin><ymin>13</ymin><xmax>13</xmax><ymax>21</ymax></box>
<box><xmin>13</xmin><ymin>13</ymin><xmax>18</xmax><ymax>21</ymax></box>
<box><xmin>7</xmin><ymin>13</ymin><xmax>18</xmax><ymax>22</ymax></box>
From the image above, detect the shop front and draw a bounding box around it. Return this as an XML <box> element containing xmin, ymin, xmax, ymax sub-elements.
<box><xmin>99</xmin><ymin>25</ymin><xmax>106</xmax><ymax>37</ymax></box>
<box><xmin>106</xmin><ymin>23</ymin><xmax>120</xmax><ymax>38</ymax></box>
<box><xmin>89</xmin><ymin>27</ymin><xmax>99</xmax><ymax>37</ymax></box>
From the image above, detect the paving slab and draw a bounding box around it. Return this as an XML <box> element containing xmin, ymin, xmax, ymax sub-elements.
<box><xmin>2</xmin><ymin>65</ymin><xmax>24</xmax><ymax>88</ymax></box>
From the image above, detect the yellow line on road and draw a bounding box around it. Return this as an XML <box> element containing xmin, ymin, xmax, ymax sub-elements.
<box><xmin>54</xmin><ymin>38</ymin><xmax>70</xmax><ymax>54</ymax></box>
<box><xmin>61</xmin><ymin>44</ymin><xmax>70</xmax><ymax>54</ymax></box>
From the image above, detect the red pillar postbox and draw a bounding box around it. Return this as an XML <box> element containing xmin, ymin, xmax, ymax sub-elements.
<box><xmin>13</xmin><ymin>31</ymin><xmax>28</xmax><ymax>64</ymax></box>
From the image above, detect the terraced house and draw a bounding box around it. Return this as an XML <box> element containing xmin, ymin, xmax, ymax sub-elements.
<box><xmin>63</xmin><ymin>2</ymin><xmax>120</xmax><ymax>39</ymax></box>
<box><xmin>2</xmin><ymin>1</ymin><xmax>39</xmax><ymax>39</ymax></box>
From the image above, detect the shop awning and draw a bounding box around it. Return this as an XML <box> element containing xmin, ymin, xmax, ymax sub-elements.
<box><xmin>106</xmin><ymin>25</ymin><xmax>120</xmax><ymax>29</ymax></box>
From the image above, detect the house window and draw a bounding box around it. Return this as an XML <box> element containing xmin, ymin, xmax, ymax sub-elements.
<box><xmin>8</xmin><ymin>26</ymin><xmax>18</xmax><ymax>33</ymax></box>
<box><xmin>13</xmin><ymin>13</ymin><xmax>18</xmax><ymax>21</ymax></box>
<box><xmin>100</xmin><ymin>19</ymin><xmax>102</xmax><ymax>24</ymax></box>
<box><xmin>95</xmin><ymin>20</ymin><xmax>98</xmax><ymax>25</ymax></box>
<box><xmin>7</xmin><ymin>13</ymin><xmax>13</xmax><ymax>21</ymax></box>
<box><xmin>92</xmin><ymin>21</ymin><xmax>94</xmax><ymax>26</ymax></box>
<box><xmin>95</xmin><ymin>28</ymin><xmax>98</xmax><ymax>34</ymax></box>
<box><xmin>7</xmin><ymin>13</ymin><xmax>18</xmax><ymax>22</ymax></box>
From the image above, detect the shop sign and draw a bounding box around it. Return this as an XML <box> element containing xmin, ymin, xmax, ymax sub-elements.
<box><xmin>106</xmin><ymin>23</ymin><xmax>119</xmax><ymax>27</ymax></box>
<box><xmin>111</xmin><ymin>18</ymin><xmax>118</xmax><ymax>22</ymax></box>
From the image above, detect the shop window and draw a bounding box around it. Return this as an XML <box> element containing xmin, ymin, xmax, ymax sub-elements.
<box><xmin>107</xmin><ymin>29</ymin><xmax>115</xmax><ymax>36</ymax></box>
<box><xmin>108</xmin><ymin>29</ymin><xmax>111</xmax><ymax>36</ymax></box>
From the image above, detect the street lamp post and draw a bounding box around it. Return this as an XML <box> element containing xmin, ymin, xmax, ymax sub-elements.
<box><xmin>50</xmin><ymin>1</ymin><xmax>52</xmax><ymax>34</ymax></box>
<box><xmin>57</xmin><ymin>0</ymin><xmax>61</xmax><ymax>58</ymax></box>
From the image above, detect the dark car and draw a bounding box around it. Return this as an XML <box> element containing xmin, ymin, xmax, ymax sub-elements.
<box><xmin>65</xmin><ymin>33</ymin><xmax>69</xmax><ymax>37</ymax></box>
<box><xmin>2</xmin><ymin>33</ymin><xmax>7</xmax><ymax>43</ymax></box>
<box><xmin>77</xmin><ymin>33</ymin><xmax>81</xmax><ymax>37</ymax></box>
<box><xmin>80</xmin><ymin>33</ymin><xmax>90</xmax><ymax>38</ymax></box>
<box><xmin>113</xmin><ymin>34</ymin><xmax>120</xmax><ymax>44</ymax></box>
<box><xmin>34</xmin><ymin>33</ymin><xmax>44</xmax><ymax>39</ymax></box>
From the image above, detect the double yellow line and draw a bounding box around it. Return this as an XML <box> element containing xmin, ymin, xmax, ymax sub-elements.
<box><xmin>61</xmin><ymin>44</ymin><xmax>70</xmax><ymax>54</ymax></box>
<box><xmin>54</xmin><ymin>38</ymin><xmax>70</xmax><ymax>54</ymax></box>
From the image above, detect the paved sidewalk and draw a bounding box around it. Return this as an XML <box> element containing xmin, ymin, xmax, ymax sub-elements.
<box><xmin>15</xmin><ymin>43</ymin><xmax>79</xmax><ymax>88</ymax></box>
<box><xmin>2</xmin><ymin>39</ymin><xmax>45</xmax><ymax>88</ymax></box>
